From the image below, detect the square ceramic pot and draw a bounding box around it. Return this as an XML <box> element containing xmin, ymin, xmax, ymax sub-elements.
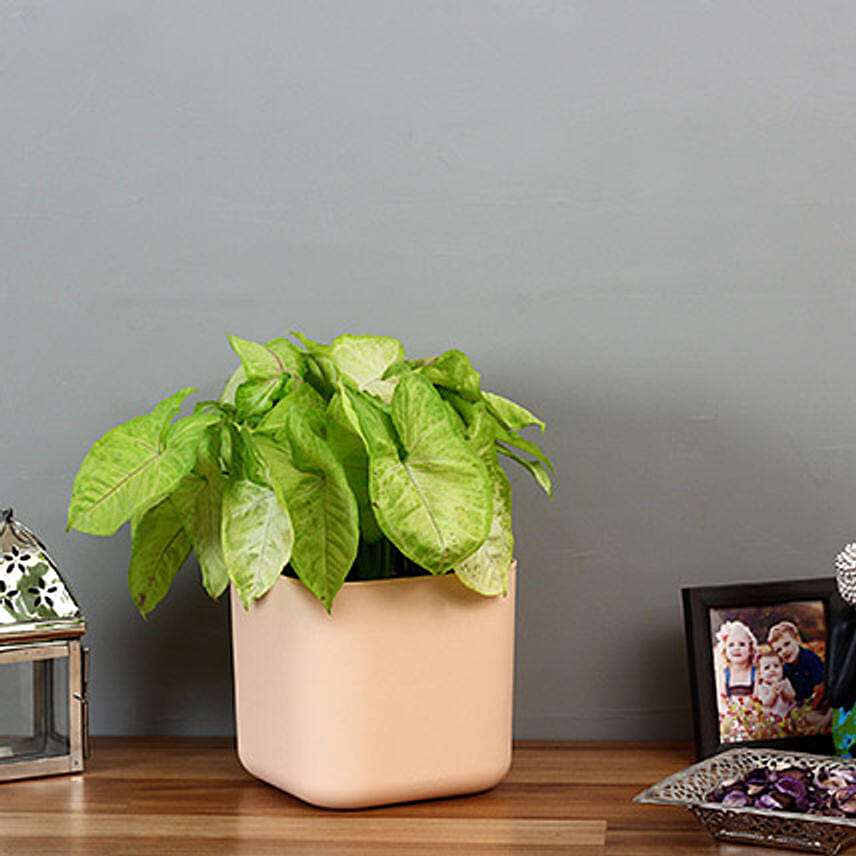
<box><xmin>231</xmin><ymin>564</ymin><xmax>516</xmax><ymax>809</ymax></box>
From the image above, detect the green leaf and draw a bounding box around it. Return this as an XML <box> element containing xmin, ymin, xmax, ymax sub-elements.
<box><xmin>171</xmin><ymin>467</ymin><xmax>229</xmax><ymax>599</ymax></box>
<box><xmin>226</xmin><ymin>422</ymin><xmax>255</xmax><ymax>483</ymax></box>
<box><xmin>68</xmin><ymin>388</ymin><xmax>206</xmax><ymax>536</ymax></box>
<box><xmin>128</xmin><ymin>491</ymin><xmax>193</xmax><ymax>616</ymax></box>
<box><xmin>251</xmin><ymin>419</ymin><xmax>360</xmax><ymax>612</ymax></box>
<box><xmin>415</xmin><ymin>349</ymin><xmax>481</xmax><ymax>402</ymax></box>
<box><xmin>291</xmin><ymin>331</ymin><xmax>329</xmax><ymax>354</ymax></box>
<box><xmin>221</xmin><ymin>479</ymin><xmax>294</xmax><ymax>608</ymax></box>
<box><xmin>265</xmin><ymin>337</ymin><xmax>306</xmax><ymax>373</ymax></box>
<box><xmin>491</xmin><ymin>420</ymin><xmax>555</xmax><ymax>473</ymax></box>
<box><xmin>339</xmin><ymin>380</ymin><xmax>405</xmax><ymax>459</ymax></box>
<box><xmin>255</xmin><ymin>382</ymin><xmax>327</xmax><ymax>437</ymax></box>
<box><xmin>483</xmin><ymin>390</ymin><xmax>545</xmax><ymax>433</ymax></box>
<box><xmin>455</xmin><ymin>466</ymin><xmax>513</xmax><ymax>596</ymax></box>
<box><xmin>463</xmin><ymin>402</ymin><xmax>496</xmax><ymax>457</ymax></box>
<box><xmin>194</xmin><ymin>400</ymin><xmax>227</xmax><ymax>418</ymax></box>
<box><xmin>234</xmin><ymin>375</ymin><xmax>285</xmax><ymax>422</ymax></box>
<box><xmin>454</xmin><ymin>405</ymin><xmax>513</xmax><ymax>595</ymax></box>
<box><xmin>438</xmin><ymin>389</ymin><xmax>479</xmax><ymax>433</ymax></box>
<box><xmin>195</xmin><ymin>424</ymin><xmax>224</xmax><ymax>481</ymax></box>
<box><xmin>219</xmin><ymin>366</ymin><xmax>246</xmax><ymax>406</ymax></box>
<box><xmin>326</xmin><ymin>392</ymin><xmax>383</xmax><ymax>543</ymax></box>
<box><xmin>344</xmin><ymin>374</ymin><xmax>493</xmax><ymax>573</ymax></box>
<box><xmin>497</xmin><ymin>446</ymin><xmax>553</xmax><ymax>496</ymax></box>
<box><xmin>215</xmin><ymin>421</ymin><xmax>233</xmax><ymax>475</ymax></box>
<box><xmin>227</xmin><ymin>334</ymin><xmax>304</xmax><ymax>381</ymax></box>
<box><xmin>291</xmin><ymin>332</ymin><xmax>338</xmax><ymax>396</ymax></box>
<box><xmin>225</xmin><ymin>336</ymin><xmax>304</xmax><ymax>419</ymax></box>
<box><xmin>163</xmin><ymin>412</ymin><xmax>220</xmax><ymax>455</ymax></box>
<box><xmin>329</xmin><ymin>334</ymin><xmax>405</xmax><ymax>404</ymax></box>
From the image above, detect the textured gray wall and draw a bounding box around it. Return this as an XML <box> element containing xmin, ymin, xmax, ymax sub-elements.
<box><xmin>3</xmin><ymin>1</ymin><xmax>856</xmax><ymax>739</ymax></box>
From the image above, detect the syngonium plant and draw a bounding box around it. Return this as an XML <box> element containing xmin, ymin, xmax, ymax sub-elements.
<box><xmin>66</xmin><ymin>334</ymin><xmax>552</xmax><ymax>615</ymax></box>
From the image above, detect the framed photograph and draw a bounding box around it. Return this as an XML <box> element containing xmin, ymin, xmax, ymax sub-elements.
<box><xmin>682</xmin><ymin>578</ymin><xmax>844</xmax><ymax>759</ymax></box>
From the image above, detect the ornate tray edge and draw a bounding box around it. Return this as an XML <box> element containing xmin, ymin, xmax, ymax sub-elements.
<box><xmin>633</xmin><ymin>747</ymin><xmax>856</xmax><ymax>831</ymax></box>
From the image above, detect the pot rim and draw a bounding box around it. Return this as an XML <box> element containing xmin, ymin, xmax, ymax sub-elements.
<box><xmin>275</xmin><ymin>559</ymin><xmax>517</xmax><ymax>590</ymax></box>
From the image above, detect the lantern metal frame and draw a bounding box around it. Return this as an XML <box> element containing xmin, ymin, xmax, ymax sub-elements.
<box><xmin>0</xmin><ymin>630</ymin><xmax>88</xmax><ymax>781</ymax></box>
<box><xmin>0</xmin><ymin>510</ymin><xmax>89</xmax><ymax>782</ymax></box>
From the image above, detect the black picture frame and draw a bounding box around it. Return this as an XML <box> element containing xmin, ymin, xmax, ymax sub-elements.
<box><xmin>682</xmin><ymin>577</ymin><xmax>844</xmax><ymax>760</ymax></box>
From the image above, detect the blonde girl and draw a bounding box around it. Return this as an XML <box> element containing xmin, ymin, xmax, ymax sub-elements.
<box><xmin>716</xmin><ymin>620</ymin><xmax>758</xmax><ymax>699</ymax></box>
<box><xmin>714</xmin><ymin>620</ymin><xmax>760</xmax><ymax>742</ymax></box>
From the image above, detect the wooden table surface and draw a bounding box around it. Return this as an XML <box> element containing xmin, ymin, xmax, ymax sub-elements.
<box><xmin>0</xmin><ymin>738</ymin><xmax>803</xmax><ymax>855</ymax></box>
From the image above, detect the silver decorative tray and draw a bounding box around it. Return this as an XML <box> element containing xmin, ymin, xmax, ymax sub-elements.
<box><xmin>634</xmin><ymin>747</ymin><xmax>856</xmax><ymax>854</ymax></box>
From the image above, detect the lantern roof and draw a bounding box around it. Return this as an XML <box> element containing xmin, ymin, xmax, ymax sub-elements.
<box><xmin>0</xmin><ymin>509</ymin><xmax>85</xmax><ymax>644</ymax></box>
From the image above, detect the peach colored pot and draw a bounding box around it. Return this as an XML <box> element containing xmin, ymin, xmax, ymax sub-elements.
<box><xmin>230</xmin><ymin>563</ymin><xmax>516</xmax><ymax>809</ymax></box>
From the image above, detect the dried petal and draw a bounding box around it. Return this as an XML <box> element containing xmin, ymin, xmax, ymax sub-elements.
<box><xmin>706</xmin><ymin>762</ymin><xmax>856</xmax><ymax>818</ymax></box>
<box><xmin>756</xmin><ymin>792</ymin><xmax>785</xmax><ymax>811</ymax></box>
<box><xmin>722</xmin><ymin>790</ymin><xmax>750</xmax><ymax>807</ymax></box>
<box><xmin>775</xmin><ymin>776</ymin><xmax>808</xmax><ymax>803</ymax></box>
<box><xmin>825</xmin><ymin>774</ymin><xmax>851</xmax><ymax>792</ymax></box>
<box><xmin>745</xmin><ymin>768</ymin><xmax>769</xmax><ymax>786</ymax></box>
<box><xmin>835</xmin><ymin>785</ymin><xmax>856</xmax><ymax>814</ymax></box>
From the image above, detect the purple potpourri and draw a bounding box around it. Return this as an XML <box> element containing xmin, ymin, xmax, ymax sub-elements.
<box><xmin>706</xmin><ymin>764</ymin><xmax>856</xmax><ymax>817</ymax></box>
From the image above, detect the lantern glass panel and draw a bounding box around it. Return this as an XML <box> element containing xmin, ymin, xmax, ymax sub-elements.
<box><xmin>0</xmin><ymin>654</ymin><xmax>69</xmax><ymax>764</ymax></box>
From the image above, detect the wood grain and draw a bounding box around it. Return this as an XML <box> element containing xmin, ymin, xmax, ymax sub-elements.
<box><xmin>0</xmin><ymin>738</ymin><xmax>754</xmax><ymax>855</ymax></box>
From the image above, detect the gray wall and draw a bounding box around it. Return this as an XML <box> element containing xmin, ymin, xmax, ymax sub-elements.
<box><xmin>3</xmin><ymin>1</ymin><xmax>856</xmax><ymax>739</ymax></box>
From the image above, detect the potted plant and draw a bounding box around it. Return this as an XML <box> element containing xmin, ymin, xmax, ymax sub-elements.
<box><xmin>67</xmin><ymin>333</ymin><xmax>552</xmax><ymax>808</ymax></box>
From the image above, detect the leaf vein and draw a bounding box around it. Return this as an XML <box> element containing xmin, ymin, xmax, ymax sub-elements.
<box><xmin>83</xmin><ymin>453</ymin><xmax>169</xmax><ymax>514</ymax></box>
<box><xmin>400</xmin><ymin>462</ymin><xmax>444</xmax><ymax>553</ymax></box>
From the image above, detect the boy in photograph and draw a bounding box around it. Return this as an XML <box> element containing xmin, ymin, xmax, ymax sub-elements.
<box><xmin>768</xmin><ymin>621</ymin><xmax>825</xmax><ymax>706</ymax></box>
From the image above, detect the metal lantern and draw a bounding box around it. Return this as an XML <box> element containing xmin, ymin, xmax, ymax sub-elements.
<box><xmin>0</xmin><ymin>509</ymin><xmax>88</xmax><ymax>781</ymax></box>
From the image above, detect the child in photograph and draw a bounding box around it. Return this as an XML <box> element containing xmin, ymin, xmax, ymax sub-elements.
<box><xmin>753</xmin><ymin>644</ymin><xmax>796</xmax><ymax>719</ymax></box>
<box><xmin>768</xmin><ymin>621</ymin><xmax>825</xmax><ymax>707</ymax></box>
<box><xmin>715</xmin><ymin>620</ymin><xmax>759</xmax><ymax>742</ymax></box>
<box><xmin>718</xmin><ymin>620</ymin><xmax>758</xmax><ymax>699</ymax></box>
